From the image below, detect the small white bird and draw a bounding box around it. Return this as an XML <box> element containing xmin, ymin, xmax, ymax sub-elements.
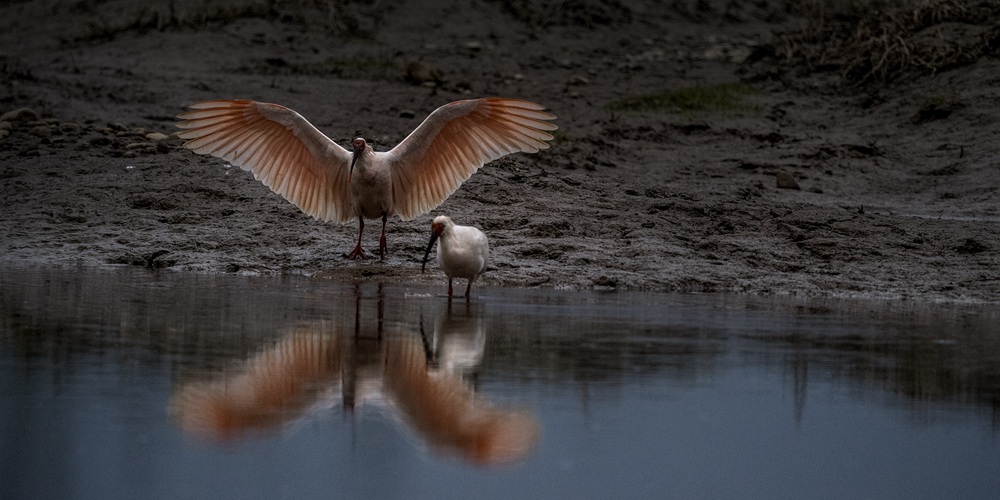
<box><xmin>422</xmin><ymin>215</ymin><xmax>489</xmax><ymax>299</ymax></box>
<box><xmin>175</xmin><ymin>98</ymin><xmax>556</xmax><ymax>260</ymax></box>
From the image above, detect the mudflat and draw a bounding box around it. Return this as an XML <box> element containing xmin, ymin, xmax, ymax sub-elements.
<box><xmin>2</xmin><ymin>0</ymin><xmax>998</xmax><ymax>302</ymax></box>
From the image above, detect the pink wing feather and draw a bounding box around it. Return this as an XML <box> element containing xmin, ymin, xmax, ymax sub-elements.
<box><xmin>385</xmin><ymin>98</ymin><xmax>557</xmax><ymax>220</ymax></box>
<box><xmin>176</xmin><ymin>100</ymin><xmax>354</xmax><ymax>223</ymax></box>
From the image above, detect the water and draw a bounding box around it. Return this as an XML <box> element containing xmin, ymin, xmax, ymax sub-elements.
<box><xmin>1</xmin><ymin>266</ymin><xmax>998</xmax><ymax>499</ymax></box>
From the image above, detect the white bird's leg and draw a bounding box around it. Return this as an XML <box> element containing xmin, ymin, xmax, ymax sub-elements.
<box><xmin>378</xmin><ymin>213</ymin><xmax>388</xmax><ymax>260</ymax></box>
<box><xmin>345</xmin><ymin>216</ymin><xmax>368</xmax><ymax>260</ymax></box>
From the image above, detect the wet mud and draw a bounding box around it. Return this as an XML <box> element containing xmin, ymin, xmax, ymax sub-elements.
<box><xmin>1</xmin><ymin>0</ymin><xmax>998</xmax><ymax>301</ymax></box>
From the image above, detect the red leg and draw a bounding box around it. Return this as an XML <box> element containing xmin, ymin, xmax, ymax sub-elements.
<box><xmin>344</xmin><ymin>217</ymin><xmax>368</xmax><ymax>260</ymax></box>
<box><xmin>378</xmin><ymin>213</ymin><xmax>387</xmax><ymax>260</ymax></box>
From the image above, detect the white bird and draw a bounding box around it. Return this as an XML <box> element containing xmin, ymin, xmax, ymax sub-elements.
<box><xmin>422</xmin><ymin>215</ymin><xmax>489</xmax><ymax>299</ymax></box>
<box><xmin>175</xmin><ymin>98</ymin><xmax>557</xmax><ymax>260</ymax></box>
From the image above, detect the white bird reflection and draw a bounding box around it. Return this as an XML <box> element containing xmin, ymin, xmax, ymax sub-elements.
<box><xmin>169</xmin><ymin>297</ymin><xmax>538</xmax><ymax>466</ymax></box>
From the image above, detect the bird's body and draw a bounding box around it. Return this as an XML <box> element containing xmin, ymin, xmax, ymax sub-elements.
<box><xmin>422</xmin><ymin>216</ymin><xmax>489</xmax><ymax>299</ymax></box>
<box><xmin>175</xmin><ymin>98</ymin><xmax>556</xmax><ymax>259</ymax></box>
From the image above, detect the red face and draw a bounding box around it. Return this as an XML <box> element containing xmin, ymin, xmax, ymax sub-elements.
<box><xmin>350</xmin><ymin>138</ymin><xmax>366</xmax><ymax>171</ymax></box>
<box><xmin>431</xmin><ymin>221</ymin><xmax>444</xmax><ymax>235</ymax></box>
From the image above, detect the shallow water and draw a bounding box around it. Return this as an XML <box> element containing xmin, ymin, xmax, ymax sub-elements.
<box><xmin>1</xmin><ymin>266</ymin><xmax>998</xmax><ymax>499</ymax></box>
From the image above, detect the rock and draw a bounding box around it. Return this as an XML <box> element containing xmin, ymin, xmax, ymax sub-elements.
<box><xmin>404</xmin><ymin>61</ymin><xmax>442</xmax><ymax>86</ymax></box>
<box><xmin>126</xmin><ymin>142</ymin><xmax>151</xmax><ymax>150</ymax></box>
<box><xmin>0</xmin><ymin>107</ymin><xmax>39</xmax><ymax>122</ymax></box>
<box><xmin>776</xmin><ymin>171</ymin><xmax>800</xmax><ymax>190</ymax></box>
<box><xmin>0</xmin><ymin>121</ymin><xmax>12</xmax><ymax>130</ymax></box>
<box><xmin>28</xmin><ymin>125</ymin><xmax>52</xmax><ymax>138</ymax></box>
<box><xmin>399</xmin><ymin>110</ymin><xmax>415</xmax><ymax>119</ymax></box>
<box><xmin>60</xmin><ymin>122</ymin><xmax>81</xmax><ymax>133</ymax></box>
<box><xmin>146</xmin><ymin>132</ymin><xmax>169</xmax><ymax>141</ymax></box>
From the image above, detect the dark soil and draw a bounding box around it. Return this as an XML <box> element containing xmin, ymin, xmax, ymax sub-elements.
<box><xmin>2</xmin><ymin>0</ymin><xmax>999</xmax><ymax>302</ymax></box>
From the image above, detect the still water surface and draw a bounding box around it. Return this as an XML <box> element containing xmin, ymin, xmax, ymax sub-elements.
<box><xmin>1</xmin><ymin>266</ymin><xmax>998</xmax><ymax>499</ymax></box>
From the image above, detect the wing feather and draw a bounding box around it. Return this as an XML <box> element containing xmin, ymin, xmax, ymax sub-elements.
<box><xmin>176</xmin><ymin>99</ymin><xmax>354</xmax><ymax>223</ymax></box>
<box><xmin>385</xmin><ymin>98</ymin><xmax>557</xmax><ymax>220</ymax></box>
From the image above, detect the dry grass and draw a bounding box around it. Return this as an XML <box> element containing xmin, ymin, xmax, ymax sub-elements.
<box><xmin>744</xmin><ymin>0</ymin><xmax>1000</xmax><ymax>88</ymax></box>
<box><xmin>608</xmin><ymin>83</ymin><xmax>759</xmax><ymax>113</ymax></box>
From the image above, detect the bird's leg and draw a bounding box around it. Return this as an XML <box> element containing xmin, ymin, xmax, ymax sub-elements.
<box><xmin>465</xmin><ymin>280</ymin><xmax>472</xmax><ymax>300</ymax></box>
<box><xmin>448</xmin><ymin>278</ymin><xmax>454</xmax><ymax>298</ymax></box>
<box><xmin>378</xmin><ymin>213</ymin><xmax>387</xmax><ymax>260</ymax></box>
<box><xmin>344</xmin><ymin>217</ymin><xmax>368</xmax><ymax>260</ymax></box>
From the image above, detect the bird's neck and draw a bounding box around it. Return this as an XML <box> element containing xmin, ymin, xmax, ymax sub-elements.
<box><xmin>353</xmin><ymin>149</ymin><xmax>375</xmax><ymax>172</ymax></box>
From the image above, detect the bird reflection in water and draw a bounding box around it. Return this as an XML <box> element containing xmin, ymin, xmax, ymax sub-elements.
<box><xmin>169</xmin><ymin>286</ymin><xmax>538</xmax><ymax>465</ymax></box>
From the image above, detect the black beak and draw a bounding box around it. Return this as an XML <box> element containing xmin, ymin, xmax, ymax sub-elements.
<box><xmin>350</xmin><ymin>146</ymin><xmax>360</xmax><ymax>173</ymax></box>
<box><xmin>421</xmin><ymin>231</ymin><xmax>440</xmax><ymax>273</ymax></box>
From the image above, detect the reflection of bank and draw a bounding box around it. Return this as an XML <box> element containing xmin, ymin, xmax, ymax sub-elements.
<box><xmin>169</xmin><ymin>288</ymin><xmax>538</xmax><ymax>466</ymax></box>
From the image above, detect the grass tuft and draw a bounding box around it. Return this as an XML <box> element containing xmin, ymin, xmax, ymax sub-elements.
<box><xmin>608</xmin><ymin>83</ymin><xmax>759</xmax><ymax>113</ymax></box>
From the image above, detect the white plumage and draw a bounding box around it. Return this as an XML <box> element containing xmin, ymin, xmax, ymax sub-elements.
<box><xmin>422</xmin><ymin>215</ymin><xmax>489</xmax><ymax>299</ymax></box>
<box><xmin>176</xmin><ymin>98</ymin><xmax>556</xmax><ymax>260</ymax></box>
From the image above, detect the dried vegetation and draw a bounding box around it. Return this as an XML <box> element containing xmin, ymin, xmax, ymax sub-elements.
<box><xmin>743</xmin><ymin>0</ymin><xmax>1000</xmax><ymax>88</ymax></box>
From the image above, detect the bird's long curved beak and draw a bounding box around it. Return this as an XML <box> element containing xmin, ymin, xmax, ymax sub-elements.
<box><xmin>421</xmin><ymin>231</ymin><xmax>440</xmax><ymax>273</ymax></box>
<box><xmin>350</xmin><ymin>146</ymin><xmax>360</xmax><ymax>175</ymax></box>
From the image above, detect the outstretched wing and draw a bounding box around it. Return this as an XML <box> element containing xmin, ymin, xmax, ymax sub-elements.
<box><xmin>385</xmin><ymin>98</ymin><xmax>557</xmax><ymax>220</ymax></box>
<box><xmin>176</xmin><ymin>100</ymin><xmax>354</xmax><ymax>223</ymax></box>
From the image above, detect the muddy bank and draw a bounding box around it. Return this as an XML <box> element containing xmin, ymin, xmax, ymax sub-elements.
<box><xmin>1</xmin><ymin>0</ymin><xmax>998</xmax><ymax>302</ymax></box>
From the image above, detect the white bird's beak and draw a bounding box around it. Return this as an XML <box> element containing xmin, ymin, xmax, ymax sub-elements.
<box><xmin>421</xmin><ymin>227</ymin><xmax>441</xmax><ymax>273</ymax></box>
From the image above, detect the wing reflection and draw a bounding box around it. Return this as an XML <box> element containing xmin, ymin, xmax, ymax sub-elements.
<box><xmin>170</xmin><ymin>322</ymin><xmax>343</xmax><ymax>441</ymax></box>
<box><xmin>169</xmin><ymin>293</ymin><xmax>538</xmax><ymax>465</ymax></box>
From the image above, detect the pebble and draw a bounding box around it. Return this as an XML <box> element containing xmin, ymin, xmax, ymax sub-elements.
<box><xmin>146</xmin><ymin>132</ymin><xmax>169</xmax><ymax>141</ymax></box>
<box><xmin>398</xmin><ymin>110</ymin><xmax>415</xmax><ymax>119</ymax></box>
<box><xmin>404</xmin><ymin>61</ymin><xmax>442</xmax><ymax>86</ymax></box>
<box><xmin>29</xmin><ymin>125</ymin><xmax>52</xmax><ymax>138</ymax></box>
<box><xmin>0</xmin><ymin>107</ymin><xmax>39</xmax><ymax>122</ymax></box>
<box><xmin>126</xmin><ymin>142</ymin><xmax>151</xmax><ymax>150</ymax></box>
<box><xmin>60</xmin><ymin>122</ymin><xmax>81</xmax><ymax>133</ymax></box>
<box><xmin>776</xmin><ymin>171</ymin><xmax>801</xmax><ymax>190</ymax></box>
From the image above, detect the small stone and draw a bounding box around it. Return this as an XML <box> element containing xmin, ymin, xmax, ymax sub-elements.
<box><xmin>404</xmin><ymin>61</ymin><xmax>442</xmax><ymax>86</ymax></box>
<box><xmin>399</xmin><ymin>110</ymin><xmax>415</xmax><ymax>119</ymax></box>
<box><xmin>108</xmin><ymin>122</ymin><xmax>128</xmax><ymax>132</ymax></box>
<box><xmin>28</xmin><ymin>125</ymin><xmax>52</xmax><ymax>138</ymax></box>
<box><xmin>145</xmin><ymin>132</ymin><xmax>169</xmax><ymax>141</ymax></box>
<box><xmin>776</xmin><ymin>171</ymin><xmax>800</xmax><ymax>190</ymax></box>
<box><xmin>60</xmin><ymin>122</ymin><xmax>81</xmax><ymax>133</ymax></box>
<box><xmin>125</xmin><ymin>142</ymin><xmax>150</xmax><ymax>150</ymax></box>
<box><xmin>462</xmin><ymin>40</ymin><xmax>482</xmax><ymax>51</ymax></box>
<box><xmin>0</xmin><ymin>107</ymin><xmax>39</xmax><ymax>122</ymax></box>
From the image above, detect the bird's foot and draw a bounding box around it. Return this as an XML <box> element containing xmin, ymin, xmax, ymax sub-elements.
<box><xmin>343</xmin><ymin>245</ymin><xmax>369</xmax><ymax>260</ymax></box>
